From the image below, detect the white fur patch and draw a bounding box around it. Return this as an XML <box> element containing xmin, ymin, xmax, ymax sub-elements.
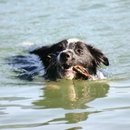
<box><xmin>67</xmin><ymin>38</ymin><xmax>82</xmax><ymax>43</ymax></box>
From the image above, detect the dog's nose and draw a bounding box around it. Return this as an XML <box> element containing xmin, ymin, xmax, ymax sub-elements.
<box><xmin>60</xmin><ymin>52</ymin><xmax>71</xmax><ymax>61</ymax></box>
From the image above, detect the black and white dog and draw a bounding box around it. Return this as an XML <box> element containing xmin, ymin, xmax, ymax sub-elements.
<box><xmin>30</xmin><ymin>38</ymin><xmax>109</xmax><ymax>80</ymax></box>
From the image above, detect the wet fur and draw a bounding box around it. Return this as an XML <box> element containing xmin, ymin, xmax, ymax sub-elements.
<box><xmin>30</xmin><ymin>39</ymin><xmax>109</xmax><ymax>80</ymax></box>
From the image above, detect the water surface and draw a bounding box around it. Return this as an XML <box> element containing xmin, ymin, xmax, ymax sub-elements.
<box><xmin>0</xmin><ymin>0</ymin><xmax>130</xmax><ymax>130</ymax></box>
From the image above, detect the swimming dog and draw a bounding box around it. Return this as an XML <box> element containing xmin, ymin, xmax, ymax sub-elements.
<box><xmin>30</xmin><ymin>38</ymin><xmax>109</xmax><ymax>80</ymax></box>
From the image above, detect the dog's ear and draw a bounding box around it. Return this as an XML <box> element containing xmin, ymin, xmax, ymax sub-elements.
<box><xmin>86</xmin><ymin>44</ymin><xmax>109</xmax><ymax>66</ymax></box>
<box><xmin>29</xmin><ymin>40</ymin><xmax>67</xmax><ymax>68</ymax></box>
<box><xmin>30</xmin><ymin>45</ymin><xmax>52</xmax><ymax>67</ymax></box>
<box><xmin>30</xmin><ymin>46</ymin><xmax>50</xmax><ymax>57</ymax></box>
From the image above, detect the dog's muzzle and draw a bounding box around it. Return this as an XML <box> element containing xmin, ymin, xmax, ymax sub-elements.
<box><xmin>57</xmin><ymin>51</ymin><xmax>76</xmax><ymax>79</ymax></box>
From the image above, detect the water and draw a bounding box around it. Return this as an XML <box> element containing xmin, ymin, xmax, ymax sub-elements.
<box><xmin>0</xmin><ymin>0</ymin><xmax>130</xmax><ymax>129</ymax></box>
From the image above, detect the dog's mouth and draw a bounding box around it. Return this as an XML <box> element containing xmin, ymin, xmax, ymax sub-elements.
<box><xmin>60</xmin><ymin>64</ymin><xmax>92</xmax><ymax>80</ymax></box>
<box><xmin>62</xmin><ymin>64</ymin><xmax>71</xmax><ymax>70</ymax></box>
<box><xmin>60</xmin><ymin>64</ymin><xmax>76</xmax><ymax>79</ymax></box>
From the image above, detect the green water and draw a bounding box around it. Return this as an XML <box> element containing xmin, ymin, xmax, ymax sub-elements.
<box><xmin>0</xmin><ymin>0</ymin><xmax>130</xmax><ymax>130</ymax></box>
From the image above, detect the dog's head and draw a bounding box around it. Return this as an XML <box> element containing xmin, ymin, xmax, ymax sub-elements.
<box><xmin>30</xmin><ymin>38</ymin><xmax>109</xmax><ymax>80</ymax></box>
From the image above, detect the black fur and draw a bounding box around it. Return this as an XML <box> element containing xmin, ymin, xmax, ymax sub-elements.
<box><xmin>30</xmin><ymin>39</ymin><xmax>109</xmax><ymax>80</ymax></box>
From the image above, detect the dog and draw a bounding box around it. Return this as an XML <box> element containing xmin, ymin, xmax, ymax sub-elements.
<box><xmin>30</xmin><ymin>38</ymin><xmax>109</xmax><ymax>80</ymax></box>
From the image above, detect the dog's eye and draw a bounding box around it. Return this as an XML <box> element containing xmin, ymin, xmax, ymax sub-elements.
<box><xmin>77</xmin><ymin>49</ymin><xmax>82</xmax><ymax>53</ymax></box>
<box><xmin>75</xmin><ymin>48</ymin><xmax>83</xmax><ymax>54</ymax></box>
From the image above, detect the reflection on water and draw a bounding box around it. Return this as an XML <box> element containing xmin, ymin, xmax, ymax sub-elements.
<box><xmin>33</xmin><ymin>80</ymin><xmax>109</xmax><ymax>123</ymax></box>
<box><xmin>34</xmin><ymin>80</ymin><xmax>109</xmax><ymax>109</ymax></box>
<box><xmin>0</xmin><ymin>0</ymin><xmax>130</xmax><ymax>129</ymax></box>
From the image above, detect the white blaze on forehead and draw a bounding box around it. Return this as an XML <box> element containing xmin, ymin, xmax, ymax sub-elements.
<box><xmin>67</xmin><ymin>38</ymin><xmax>82</xmax><ymax>43</ymax></box>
